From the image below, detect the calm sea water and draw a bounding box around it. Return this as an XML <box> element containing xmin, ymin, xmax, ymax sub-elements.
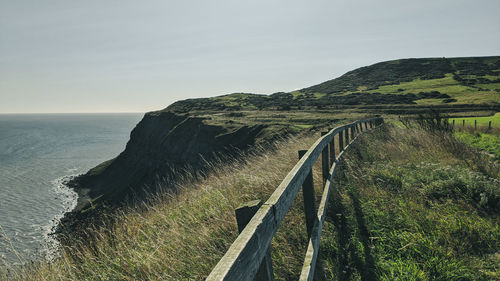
<box><xmin>0</xmin><ymin>113</ymin><xmax>142</xmax><ymax>265</ymax></box>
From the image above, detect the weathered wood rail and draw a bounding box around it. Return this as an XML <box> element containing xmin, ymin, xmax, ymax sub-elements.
<box><xmin>206</xmin><ymin>117</ymin><xmax>384</xmax><ymax>281</ymax></box>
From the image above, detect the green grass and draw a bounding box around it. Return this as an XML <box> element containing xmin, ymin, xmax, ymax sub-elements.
<box><xmin>477</xmin><ymin>83</ymin><xmax>500</xmax><ymax>90</ymax></box>
<box><xmin>317</xmin><ymin>124</ymin><xmax>500</xmax><ymax>280</ymax></box>
<box><xmin>451</xmin><ymin>112</ymin><xmax>500</xmax><ymax>127</ymax></box>
<box><xmin>455</xmin><ymin>131</ymin><xmax>500</xmax><ymax>161</ymax></box>
<box><xmin>87</xmin><ymin>158</ymin><xmax>115</xmax><ymax>176</ymax></box>
<box><xmin>368</xmin><ymin>73</ymin><xmax>459</xmax><ymax>94</ymax></box>
<box><xmin>301</xmin><ymin>56</ymin><xmax>500</xmax><ymax>105</ymax></box>
<box><xmin>310</xmin><ymin>71</ymin><xmax>499</xmax><ymax>105</ymax></box>
<box><xmin>292</xmin><ymin>124</ymin><xmax>313</xmax><ymax>129</ymax></box>
<box><xmin>361</xmin><ymin>74</ymin><xmax>499</xmax><ymax>104</ymax></box>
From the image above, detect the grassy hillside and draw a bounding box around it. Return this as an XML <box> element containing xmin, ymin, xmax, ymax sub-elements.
<box><xmin>166</xmin><ymin>56</ymin><xmax>500</xmax><ymax>113</ymax></box>
<box><xmin>5</xmin><ymin>121</ymin><xmax>499</xmax><ymax>280</ymax></box>
<box><xmin>318</xmin><ymin>123</ymin><xmax>499</xmax><ymax>281</ymax></box>
<box><xmin>300</xmin><ymin>56</ymin><xmax>500</xmax><ymax>105</ymax></box>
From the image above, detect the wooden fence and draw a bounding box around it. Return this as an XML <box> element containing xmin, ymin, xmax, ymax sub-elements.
<box><xmin>451</xmin><ymin>119</ymin><xmax>494</xmax><ymax>130</ymax></box>
<box><xmin>206</xmin><ymin>117</ymin><xmax>384</xmax><ymax>281</ymax></box>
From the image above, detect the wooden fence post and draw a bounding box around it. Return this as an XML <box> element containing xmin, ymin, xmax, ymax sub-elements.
<box><xmin>235</xmin><ymin>200</ymin><xmax>275</xmax><ymax>281</ymax></box>
<box><xmin>298</xmin><ymin>150</ymin><xmax>317</xmax><ymax>238</ymax></box>
<box><xmin>329</xmin><ymin>131</ymin><xmax>335</xmax><ymax>166</ymax></box>
<box><xmin>344</xmin><ymin>127</ymin><xmax>349</xmax><ymax>145</ymax></box>
<box><xmin>475</xmin><ymin>120</ymin><xmax>477</xmax><ymax>130</ymax></box>
<box><xmin>321</xmin><ymin>132</ymin><xmax>329</xmax><ymax>185</ymax></box>
<box><xmin>339</xmin><ymin>130</ymin><xmax>344</xmax><ymax>152</ymax></box>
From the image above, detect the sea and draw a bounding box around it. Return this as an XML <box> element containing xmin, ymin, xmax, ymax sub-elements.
<box><xmin>0</xmin><ymin>113</ymin><xmax>142</xmax><ymax>265</ymax></box>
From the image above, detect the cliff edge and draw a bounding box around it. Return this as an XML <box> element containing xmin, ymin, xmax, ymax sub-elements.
<box><xmin>68</xmin><ymin>111</ymin><xmax>267</xmax><ymax>210</ymax></box>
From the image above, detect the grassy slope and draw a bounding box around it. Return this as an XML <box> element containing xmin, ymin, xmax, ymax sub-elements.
<box><xmin>164</xmin><ymin>56</ymin><xmax>500</xmax><ymax>114</ymax></box>
<box><xmin>5</xmin><ymin>123</ymin><xmax>500</xmax><ymax>281</ymax></box>
<box><xmin>318</xmin><ymin>124</ymin><xmax>499</xmax><ymax>281</ymax></box>
<box><xmin>299</xmin><ymin>56</ymin><xmax>500</xmax><ymax>105</ymax></box>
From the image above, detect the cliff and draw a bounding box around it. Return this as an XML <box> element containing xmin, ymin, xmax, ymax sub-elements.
<box><xmin>69</xmin><ymin>111</ymin><xmax>267</xmax><ymax>210</ymax></box>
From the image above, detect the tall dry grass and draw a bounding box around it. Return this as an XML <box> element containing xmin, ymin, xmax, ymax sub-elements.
<box><xmin>2</xmin><ymin>131</ymin><xmax>329</xmax><ymax>281</ymax></box>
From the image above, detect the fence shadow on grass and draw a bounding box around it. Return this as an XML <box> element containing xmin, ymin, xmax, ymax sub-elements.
<box><xmin>320</xmin><ymin>174</ymin><xmax>377</xmax><ymax>281</ymax></box>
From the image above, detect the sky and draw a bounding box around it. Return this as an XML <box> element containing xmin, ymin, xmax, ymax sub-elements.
<box><xmin>1</xmin><ymin>0</ymin><xmax>499</xmax><ymax>113</ymax></box>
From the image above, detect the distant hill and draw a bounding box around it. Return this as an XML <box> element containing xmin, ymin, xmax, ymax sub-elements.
<box><xmin>166</xmin><ymin>56</ymin><xmax>500</xmax><ymax>113</ymax></box>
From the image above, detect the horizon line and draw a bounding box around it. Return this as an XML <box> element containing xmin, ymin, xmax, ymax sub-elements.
<box><xmin>0</xmin><ymin>111</ymin><xmax>146</xmax><ymax>115</ymax></box>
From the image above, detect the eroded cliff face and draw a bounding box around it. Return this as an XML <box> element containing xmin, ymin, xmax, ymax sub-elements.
<box><xmin>70</xmin><ymin>111</ymin><xmax>266</xmax><ymax>209</ymax></box>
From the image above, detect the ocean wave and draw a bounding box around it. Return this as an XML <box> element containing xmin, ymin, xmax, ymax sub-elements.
<box><xmin>38</xmin><ymin>175</ymin><xmax>79</xmax><ymax>261</ymax></box>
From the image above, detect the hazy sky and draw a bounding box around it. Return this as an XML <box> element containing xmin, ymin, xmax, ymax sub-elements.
<box><xmin>1</xmin><ymin>0</ymin><xmax>499</xmax><ymax>113</ymax></box>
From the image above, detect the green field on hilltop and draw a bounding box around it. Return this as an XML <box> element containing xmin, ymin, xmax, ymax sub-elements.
<box><xmin>298</xmin><ymin>56</ymin><xmax>500</xmax><ymax>106</ymax></box>
<box><xmin>361</xmin><ymin>74</ymin><xmax>499</xmax><ymax>104</ymax></box>
<box><xmin>451</xmin><ymin>112</ymin><xmax>500</xmax><ymax>127</ymax></box>
<box><xmin>165</xmin><ymin>56</ymin><xmax>500</xmax><ymax>114</ymax></box>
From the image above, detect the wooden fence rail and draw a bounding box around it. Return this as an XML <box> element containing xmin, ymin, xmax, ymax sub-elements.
<box><xmin>206</xmin><ymin>117</ymin><xmax>384</xmax><ymax>281</ymax></box>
